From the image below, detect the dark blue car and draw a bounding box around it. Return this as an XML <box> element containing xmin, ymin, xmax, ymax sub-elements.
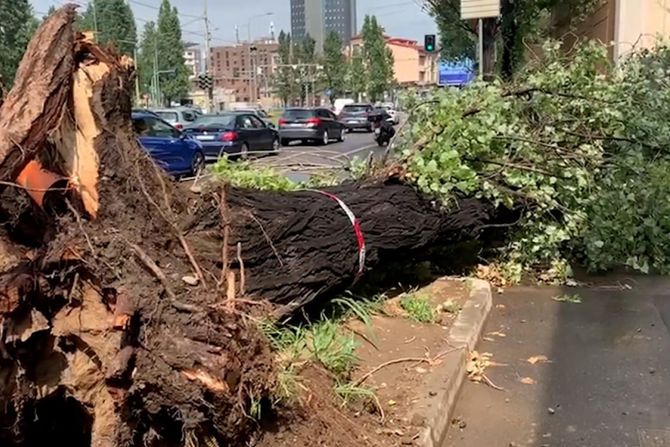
<box><xmin>131</xmin><ymin>112</ymin><xmax>205</xmax><ymax>177</ymax></box>
<box><xmin>183</xmin><ymin>112</ymin><xmax>279</xmax><ymax>160</ymax></box>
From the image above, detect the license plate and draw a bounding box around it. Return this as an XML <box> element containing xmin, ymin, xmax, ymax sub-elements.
<box><xmin>287</xmin><ymin>123</ymin><xmax>303</xmax><ymax>127</ymax></box>
<box><xmin>348</xmin><ymin>120</ymin><xmax>358</xmax><ymax>124</ymax></box>
<box><xmin>196</xmin><ymin>135</ymin><xmax>215</xmax><ymax>141</ymax></box>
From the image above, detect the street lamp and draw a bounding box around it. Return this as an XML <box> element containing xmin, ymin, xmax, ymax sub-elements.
<box><xmin>246</xmin><ymin>12</ymin><xmax>274</xmax><ymax>42</ymax></box>
<box><xmin>246</xmin><ymin>12</ymin><xmax>273</xmax><ymax>105</ymax></box>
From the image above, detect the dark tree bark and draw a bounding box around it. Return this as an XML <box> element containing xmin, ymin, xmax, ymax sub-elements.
<box><xmin>186</xmin><ymin>184</ymin><xmax>497</xmax><ymax>317</ymax></box>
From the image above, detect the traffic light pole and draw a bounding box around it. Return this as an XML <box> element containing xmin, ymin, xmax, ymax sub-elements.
<box><xmin>203</xmin><ymin>0</ymin><xmax>213</xmax><ymax>112</ymax></box>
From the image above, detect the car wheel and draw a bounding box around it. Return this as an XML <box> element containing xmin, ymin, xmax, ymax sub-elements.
<box><xmin>240</xmin><ymin>143</ymin><xmax>249</xmax><ymax>160</ymax></box>
<box><xmin>321</xmin><ymin>130</ymin><xmax>329</xmax><ymax>146</ymax></box>
<box><xmin>191</xmin><ymin>151</ymin><xmax>205</xmax><ymax>176</ymax></box>
<box><xmin>272</xmin><ymin>137</ymin><xmax>280</xmax><ymax>153</ymax></box>
<box><xmin>281</xmin><ymin>138</ymin><xmax>291</xmax><ymax>146</ymax></box>
<box><xmin>337</xmin><ymin>128</ymin><xmax>345</xmax><ymax>142</ymax></box>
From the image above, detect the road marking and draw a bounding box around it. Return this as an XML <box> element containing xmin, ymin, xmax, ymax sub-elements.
<box><xmin>343</xmin><ymin>144</ymin><xmax>378</xmax><ymax>157</ymax></box>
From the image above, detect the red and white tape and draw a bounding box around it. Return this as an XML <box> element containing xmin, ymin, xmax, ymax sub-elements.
<box><xmin>305</xmin><ymin>189</ymin><xmax>366</xmax><ymax>282</ymax></box>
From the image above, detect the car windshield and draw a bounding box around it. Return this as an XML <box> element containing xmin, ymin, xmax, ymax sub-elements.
<box><xmin>155</xmin><ymin>111</ymin><xmax>178</xmax><ymax>123</ymax></box>
<box><xmin>342</xmin><ymin>105</ymin><xmax>368</xmax><ymax>114</ymax></box>
<box><xmin>192</xmin><ymin>115</ymin><xmax>236</xmax><ymax>127</ymax></box>
<box><xmin>283</xmin><ymin>109</ymin><xmax>314</xmax><ymax>120</ymax></box>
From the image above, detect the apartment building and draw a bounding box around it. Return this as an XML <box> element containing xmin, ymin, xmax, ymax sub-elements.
<box><xmin>209</xmin><ymin>39</ymin><xmax>280</xmax><ymax>106</ymax></box>
<box><xmin>290</xmin><ymin>0</ymin><xmax>357</xmax><ymax>52</ymax></box>
<box><xmin>183</xmin><ymin>43</ymin><xmax>202</xmax><ymax>80</ymax></box>
<box><xmin>555</xmin><ymin>0</ymin><xmax>670</xmax><ymax>61</ymax></box>
<box><xmin>347</xmin><ymin>35</ymin><xmax>438</xmax><ymax>86</ymax></box>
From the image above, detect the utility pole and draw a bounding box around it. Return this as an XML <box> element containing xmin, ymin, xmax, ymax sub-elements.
<box><xmin>203</xmin><ymin>0</ymin><xmax>213</xmax><ymax>112</ymax></box>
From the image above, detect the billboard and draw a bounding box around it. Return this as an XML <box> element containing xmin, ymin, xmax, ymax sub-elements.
<box><xmin>460</xmin><ymin>0</ymin><xmax>501</xmax><ymax>19</ymax></box>
<box><xmin>438</xmin><ymin>59</ymin><xmax>475</xmax><ymax>87</ymax></box>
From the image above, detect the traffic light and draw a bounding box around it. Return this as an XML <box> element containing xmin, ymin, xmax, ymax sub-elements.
<box><xmin>424</xmin><ymin>34</ymin><xmax>436</xmax><ymax>52</ymax></box>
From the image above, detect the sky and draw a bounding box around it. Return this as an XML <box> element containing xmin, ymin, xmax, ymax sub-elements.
<box><xmin>31</xmin><ymin>0</ymin><xmax>437</xmax><ymax>47</ymax></box>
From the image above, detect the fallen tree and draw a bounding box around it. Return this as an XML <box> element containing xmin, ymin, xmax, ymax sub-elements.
<box><xmin>0</xmin><ymin>7</ymin><xmax>503</xmax><ymax>447</ymax></box>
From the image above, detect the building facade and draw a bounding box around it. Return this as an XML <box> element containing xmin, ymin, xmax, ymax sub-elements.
<box><xmin>209</xmin><ymin>39</ymin><xmax>280</xmax><ymax>108</ymax></box>
<box><xmin>554</xmin><ymin>0</ymin><xmax>670</xmax><ymax>61</ymax></box>
<box><xmin>347</xmin><ymin>35</ymin><xmax>438</xmax><ymax>87</ymax></box>
<box><xmin>290</xmin><ymin>0</ymin><xmax>357</xmax><ymax>52</ymax></box>
<box><xmin>183</xmin><ymin>43</ymin><xmax>202</xmax><ymax>80</ymax></box>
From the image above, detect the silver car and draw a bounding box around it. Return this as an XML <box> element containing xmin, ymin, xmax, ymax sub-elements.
<box><xmin>152</xmin><ymin>108</ymin><xmax>201</xmax><ymax>130</ymax></box>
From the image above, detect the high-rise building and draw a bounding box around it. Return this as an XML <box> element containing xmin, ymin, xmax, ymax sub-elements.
<box><xmin>290</xmin><ymin>0</ymin><xmax>357</xmax><ymax>53</ymax></box>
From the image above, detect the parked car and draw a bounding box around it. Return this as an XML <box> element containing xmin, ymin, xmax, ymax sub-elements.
<box><xmin>183</xmin><ymin>113</ymin><xmax>280</xmax><ymax>160</ymax></box>
<box><xmin>233</xmin><ymin>108</ymin><xmax>276</xmax><ymax>129</ymax></box>
<box><xmin>338</xmin><ymin>103</ymin><xmax>374</xmax><ymax>132</ymax></box>
<box><xmin>333</xmin><ymin>98</ymin><xmax>355</xmax><ymax>115</ymax></box>
<box><xmin>380</xmin><ymin>103</ymin><xmax>400</xmax><ymax>124</ymax></box>
<box><xmin>131</xmin><ymin>112</ymin><xmax>205</xmax><ymax>177</ymax></box>
<box><xmin>278</xmin><ymin>108</ymin><xmax>345</xmax><ymax>146</ymax></box>
<box><xmin>152</xmin><ymin>108</ymin><xmax>200</xmax><ymax>130</ymax></box>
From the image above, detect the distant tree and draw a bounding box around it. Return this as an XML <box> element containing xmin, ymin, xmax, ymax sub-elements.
<box><xmin>273</xmin><ymin>31</ymin><xmax>300</xmax><ymax>106</ymax></box>
<box><xmin>321</xmin><ymin>31</ymin><xmax>347</xmax><ymax>103</ymax></box>
<box><xmin>347</xmin><ymin>47</ymin><xmax>367</xmax><ymax>101</ymax></box>
<box><xmin>43</xmin><ymin>5</ymin><xmax>57</xmax><ymax>20</ymax></box>
<box><xmin>156</xmin><ymin>0</ymin><xmax>189</xmax><ymax>105</ymax></box>
<box><xmin>361</xmin><ymin>15</ymin><xmax>394</xmax><ymax>101</ymax></box>
<box><xmin>95</xmin><ymin>0</ymin><xmax>137</xmax><ymax>55</ymax></box>
<box><xmin>137</xmin><ymin>21</ymin><xmax>158</xmax><ymax>97</ymax></box>
<box><xmin>294</xmin><ymin>34</ymin><xmax>317</xmax><ymax>105</ymax></box>
<box><xmin>0</xmin><ymin>0</ymin><xmax>39</xmax><ymax>86</ymax></box>
<box><xmin>77</xmin><ymin>3</ymin><xmax>96</xmax><ymax>33</ymax></box>
<box><xmin>425</xmin><ymin>0</ymin><xmax>600</xmax><ymax>79</ymax></box>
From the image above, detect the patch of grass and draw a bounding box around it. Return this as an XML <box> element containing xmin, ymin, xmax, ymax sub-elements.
<box><xmin>552</xmin><ymin>293</ymin><xmax>582</xmax><ymax>304</ymax></box>
<box><xmin>333</xmin><ymin>382</ymin><xmax>377</xmax><ymax>407</ymax></box>
<box><xmin>310</xmin><ymin>320</ymin><xmax>358</xmax><ymax>377</ymax></box>
<box><xmin>400</xmin><ymin>293</ymin><xmax>437</xmax><ymax>323</ymax></box>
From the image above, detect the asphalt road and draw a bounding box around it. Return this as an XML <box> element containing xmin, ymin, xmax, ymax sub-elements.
<box><xmin>252</xmin><ymin>129</ymin><xmax>384</xmax><ymax>183</ymax></box>
<box><xmin>445</xmin><ymin>277</ymin><xmax>670</xmax><ymax>447</ymax></box>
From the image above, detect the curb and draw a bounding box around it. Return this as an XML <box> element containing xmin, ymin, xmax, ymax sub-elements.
<box><xmin>411</xmin><ymin>278</ymin><xmax>493</xmax><ymax>447</ymax></box>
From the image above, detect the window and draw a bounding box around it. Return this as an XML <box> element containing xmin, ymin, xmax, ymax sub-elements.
<box><xmin>249</xmin><ymin>115</ymin><xmax>266</xmax><ymax>128</ymax></box>
<box><xmin>182</xmin><ymin>111</ymin><xmax>196</xmax><ymax>122</ymax></box>
<box><xmin>146</xmin><ymin>117</ymin><xmax>179</xmax><ymax>138</ymax></box>
<box><xmin>155</xmin><ymin>111</ymin><xmax>178</xmax><ymax>123</ymax></box>
<box><xmin>237</xmin><ymin>115</ymin><xmax>255</xmax><ymax>129</ymax></box>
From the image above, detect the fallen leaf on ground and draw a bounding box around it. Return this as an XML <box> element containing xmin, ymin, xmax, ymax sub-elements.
<box><xmin>527</xmin><ymin>355</ymin><xmax>551</xmax><ymax>365</ymax></box>
<box><xmin>519</xmin><ymin>376</ymin><xmax>536</xmax><ymax>385</ymax></box>
<box><xmin>487</xmin><ymin>331</ymin><xmax>507</xmax><ymax>338</ymax></box>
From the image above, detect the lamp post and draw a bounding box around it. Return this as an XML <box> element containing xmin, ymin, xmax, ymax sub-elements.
<box><xmin>246</xmin><ymin>12</ymin><xmax>273</xmax><ymax>104</ymax></box>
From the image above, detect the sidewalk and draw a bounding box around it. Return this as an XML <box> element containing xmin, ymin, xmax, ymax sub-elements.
<box><xmin>445</xmin><ymin>277</ymin><xmax>670</xmax><ymax>447</ymax></box>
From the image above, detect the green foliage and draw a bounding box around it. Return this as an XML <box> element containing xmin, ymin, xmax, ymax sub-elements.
<box><xmin>425</xmin><ymin>0</ymin><xmax>600</xmax><ymax>77</ymax></box>
<box><xmin>92</xmin><ymin>0</ymin><xmax>137</xmax><ymax>55</ymax></box>
<box><xmin>361</xmin><ymin>15</ymin><xmax>394</xmax><ymax>101</ymax></box>
<box><xmin>322</xmin><ymin>32</ymin><xmax>347</xmax><ymax>103</ymax></box>
<box><xmin>155</xmin><ymin>0</ymin><xmax>189</xmax><ymax>105</ymax></box>
<box><xmin>211</xmin><ymin>157</ymin><xmax>297</xmax><ymax>191</ymax></box>
<box><xmin>0</xmin><ymin>0</ymin><xmax>38</xmax><ymax>86</ymax></box>
<box><xmin>334</xmin><ymin>383</ymin><xmax>377</xmax><ymax>407</ymax></box>
<box><xmin>400</xmin><ymin>294</ymin><xmax>436</xmax><ymax>323</ymax></box>
<box><xmin>347</xmin><ymin>47</ymin><xmax>367</xmax><ymax>99</ymax></box>
<box><xmin>398</xmin><ymin>39</ymin><xmax>670</xmax><ymax>277</ymax></box>
<box><xmin>274</xmin><ymin>31</ymin><xmax>300</xmax><ymax>106</ymax></box>
<box><xmin>137</xmin><ymin>21</ymin><xmax>157</xmax><ymax>97</ymax></box>
<box><xmin>310</xmin><ymin>320</ymin><xmax>358</xmax><ymax>376</ymax></box>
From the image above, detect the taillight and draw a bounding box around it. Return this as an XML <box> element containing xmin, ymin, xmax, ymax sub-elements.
<box><xmin>278</xmin><ymin>118</ymin><xmax>287</xmax><ymax>126</ymax></box>
<box><xmin>220</xmin><ymin>131</ymin><xmax>238</xmax><ymax>142</ymax></box>
<box><xmin>306</xmin><ymin>117</ymin><xmax>321</xmax><ymax>127</ymax></box>
<box><xmin>174</xmin><ymin>123</ymin><xmax>183</xmax><ymax>130</ymax></box>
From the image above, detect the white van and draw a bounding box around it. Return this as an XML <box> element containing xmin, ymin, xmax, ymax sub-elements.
<box><xmin>333</xmin><ymin>98</ymin><xmax>355</xmax><ymax>115</ymax></box>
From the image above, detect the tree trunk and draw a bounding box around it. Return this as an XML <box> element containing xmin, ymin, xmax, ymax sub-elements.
<box><xmin>0</xmin><ymin>7</ymin><xmax>503</xmax><ymax>447</ymax></box>
<box><xmin>186</xmin><ymin>184</ymin><xmax>496</xmax><ymax>317</ymax></box>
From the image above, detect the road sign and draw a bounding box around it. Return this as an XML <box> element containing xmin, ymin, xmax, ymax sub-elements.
<box><xmin>460</xmin><ymin>0</ymin><xmax>500</xmax><ymax>19</ymax></box>
<box><xmin>197</xmin><ymin>73</ymin><xmax>213</xmax><ymax>91</ymax></box>
<box><xmin>438</xmin><ymin>59</ymin><xmax>475</xmax><ymax>87</ymax></box>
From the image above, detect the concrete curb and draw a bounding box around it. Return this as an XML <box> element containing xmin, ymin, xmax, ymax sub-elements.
<box><xmin>411</xmin><ymin>278</ymin><xmax>493</xmax><ymax>447</ymax></box>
